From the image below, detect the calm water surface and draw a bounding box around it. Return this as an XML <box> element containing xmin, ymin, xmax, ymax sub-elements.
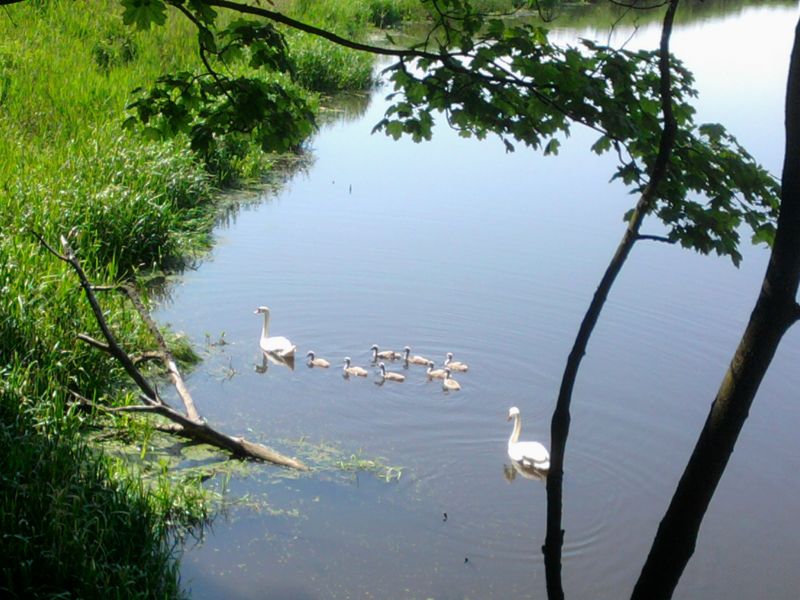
<box><xmin>155</xmin><ymin>4</ymin><xmax>800</xmax><ymax>598</ymax></box>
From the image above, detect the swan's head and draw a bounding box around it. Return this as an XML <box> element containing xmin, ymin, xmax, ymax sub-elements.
<box><xmin>508</xmin><ymin>406</ymin><xmax>521</xmax><ymax>421</ymax></box>
<box><xmin>254</xmin><ymin>306</ymin><xmax>270</xmax><ymax>315</ymax></box>
<box><xmin>371</xmin><ymin>344</ymin><xmax>379</xmax><ymax>352</ymax></box>
<box><xmin>378</xmin><ymin>362</ymin><xmax>386</xmax><ymax>374</ymax></box>
<box><xmin>344</xmin><ymin>357</ymin><xmax>352</xmax><ymax>366</ymax></box>
<box><xmin>446</xmin><ymin>352</ymin><xmax>454</xmax><ymax>361</ymax></box>
<box><xmin>444</xmin><ymin>367</ymin><xmax>452</xmax><ymax>378</ymax></box>
<box><xmin>404</xmin><ymin>346</ymin><xmax>411</xmax><ymax>353</ymax></box>
<box><xmin>306</xmin><ymin>351</ymin><xmax>315</xmax><ymax>359</ymax></box>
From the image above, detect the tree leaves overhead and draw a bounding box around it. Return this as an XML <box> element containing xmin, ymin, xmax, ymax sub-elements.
<box><xmin>123</xmin><ymin>0</ymin><xmax>313</xmax><ymax>158</ymax></box>
<box><xmin>375</xmin><ymin>15</ymin><xmax>779</xmax><ymax>264</ymax></box>
<box><xmin>121</xmin><ymin>0</ymin><xmax>779</xmax><ymax>264</ymax></box>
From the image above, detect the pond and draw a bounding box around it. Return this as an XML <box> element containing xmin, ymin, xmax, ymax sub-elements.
<box><xmin>154</xmin><ymin>3</ymin><xmax>800</xmax><ymax>598</ymax></box>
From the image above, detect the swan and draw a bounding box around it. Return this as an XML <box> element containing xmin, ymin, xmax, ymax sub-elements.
<box><xmin>444</xmin><ymin>352</ymin><xmax>469</xmax><ymax>372</ymax></box>
<box><xmin>371</xmin><ymin>344</ymin><xmax>403</xmax><ymax>361</ymax></box>
<box><xmin>343</xmin><ymin>357</ymin><xmax>369</xmax><ymax>377</ymax></box>
<box><xmin>403</xmin><ymin>346</ymin><xmax>433</xmax><ymax>366</ymax></box>
<box><xmin>378</xmin><ymin>361</ymin><xmax>405</xmax><ymax>382</ymax></box>
<box><xmin>306</xmin><ymin>351</ymin><xmax>330</xmax><ymax>368</ymax></box>
<box><xmin>426</xmin><ymin>364</ymin><xmax>447</xmax><ymax>379</ymax></box>
<box><xmin>442</xmin><ymin>368</ymin><xmax>461</xmax><ymax>391</ymax></box>
<box><xmin>254</xmin><ymin>306</ymin><xmax>296</xmax><ymax>358</ymax></box>
<box><xmin>507</xmin><ymin>406</ymin><xmax>550</xmax><ymax>471</ymax></box>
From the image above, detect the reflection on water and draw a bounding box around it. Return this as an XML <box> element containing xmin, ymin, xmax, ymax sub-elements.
<box><xmin>504</xmin><ymin>461</ymin><xmax>548</xmax><ymax>483</ymax></box>
<box><xmin>255</xmin><ymin>351</ymin><xmax>295</xmax><ymax>373</ymax></box>
<box><xmin>155</xmin><ymin>4</ymin><xmax>800</xmax><ymax>599</ymax></box>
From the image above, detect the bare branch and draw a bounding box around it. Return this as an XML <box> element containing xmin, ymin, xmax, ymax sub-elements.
<box><xmin>131</xmin><ymin>351</ymin><xmax>167</xmax><ymax>366</ymax></box>
<box><xmin>120</xmin><ymin>285</ymin><xmax>202</xmax><ymax>423</ymax></box>
<box><xmin>40</xmin><ymin>232</ymin><xmax>307</xmax><ymax>469</ymax></box>
<box><xmin>34</xmin><ymin>232</ymin><xmax>161</xmax><ymax>401</ymax></box>
<box><xmin>637</xmin><ymin>234</ymin><xmax>676</xmax><ymax>244</ymax></box>
<box><xmin>77</xmin><ymin>333</ymin><xmax>111</xmax><ymax>353</ymax></box>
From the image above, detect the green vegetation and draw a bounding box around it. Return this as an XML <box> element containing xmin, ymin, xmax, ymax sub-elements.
<box><xmin>0</xmin><ymin>0</ymin><xmax>387</xmax><ymax>596</ymax></box>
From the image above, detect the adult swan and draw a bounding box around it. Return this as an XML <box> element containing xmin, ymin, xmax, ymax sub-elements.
<box><xmin>507</xmin><ymin>406</ymin><xmax>550</xmax><ymax>471</ymax></box>
<box><xmin>254</xmin><ymin>306</ymin><xmax>296</xmax><ymax>358</ymax></box>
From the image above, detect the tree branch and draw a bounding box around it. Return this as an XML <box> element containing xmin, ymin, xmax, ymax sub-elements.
<box><xmin>33</xmin><ymin>231</ymin><xmax>162</xmax><ymax>402</ymax></box>
<box><xmin>38</xmin><ymin>231</ymin><xmax>307</xmax><ymax>469</ymax></box>
<box><xmin>637</xmin><ymin>234</ymin><xmax>676</xmax><ymax>244</ymax></box>
<box><xmin>202</xmin><ymin>0</ymin><xmax>439</xmax><ymax>60</ymax></box>
<box><xmin>77</xmin><ymin>333</ymin><xmax>112</xmax><ymax>353</ymax></box>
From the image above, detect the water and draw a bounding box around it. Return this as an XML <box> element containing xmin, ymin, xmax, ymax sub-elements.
<box><xmin>155</xmin><ymin>4</ymin><xmax>800</xmax><ymax>598</ymax></box>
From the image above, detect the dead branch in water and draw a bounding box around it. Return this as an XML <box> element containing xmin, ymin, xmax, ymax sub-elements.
<box><xmin>36</xmin><ymin>231</ymin><xmax>307</xmax><ymax>470</ymax></box>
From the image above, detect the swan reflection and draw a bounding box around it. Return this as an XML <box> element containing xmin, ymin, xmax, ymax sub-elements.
<box><xmin>255</xmin><ymin>351</ymin><xmax>295</xmax><ymax>373</ymax></box>
<box><xmin>503</xmin><ymin>461</ymin><xmax>548</xmax><ymax>483</ymax></box>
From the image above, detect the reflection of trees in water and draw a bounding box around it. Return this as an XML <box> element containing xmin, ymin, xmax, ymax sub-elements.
<box><xmin>151</xmin><ymin>89</ymin><xmax>368</xmax><ymax>307</ymax></box>
<box><xmin>317</xmin><ymin>91</ymin><xmax>374</xmax><ymax>129</ymax></box>
<box><xmin>557</xmin><ymin>0</ymin><xmax>794</xmax><ymax>30</ymax></box>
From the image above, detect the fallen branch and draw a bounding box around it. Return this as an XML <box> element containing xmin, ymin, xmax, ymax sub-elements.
<box><xmin>39</xmin><ymin>231</ymin><xmax>307</xmax><ymax>470</ymax></box>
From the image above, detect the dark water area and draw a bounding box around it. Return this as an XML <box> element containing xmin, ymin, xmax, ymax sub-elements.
<box><xmin>155</xmin><ymin>4</ymin><xmax>800</xmax><ymax>598</ymax></box>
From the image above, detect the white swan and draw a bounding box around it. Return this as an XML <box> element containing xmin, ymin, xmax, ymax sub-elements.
<box><xmin>378</xmin><ymin>361</ymin><xmax>405</xmax><ymax>382</ymax></box>
<box><xmin>426</xmin><ymin>364</ymin><xmax>447</xmax><ymax>379</ymax></box>
<box><xmin>306</xmin><ymin>351</ymin><xmax>330</xmax><ymax>368</ymax></box>
<box><xmin>444</xmin><ymin>352</ymin><xmax>469</xmax><ymax>372</ymax></box>
<box><xmin>343</xmin><ymin>357</ymin><xmax>368</xmax><ymax>377</ymax></box>
<box><xmin>442</xmin><ymin>368</ymin><xmax>461</xmax><ymax>391</ymax></box>
<box><xmin>371</xmin><ymin>344</ymin><xmax>402</xmax><ymax>361</ymax></box>
<box><xmin>403</xmin><ymin>346</ymin><xmax>433</xmax><ymax>366</ymax></box>
<box><xmin>507</xmin><ymin>406</ymin><xmax>550</xmax><ymax>471</ymax></box>
<box><xmin>254</xmin><ymin>306</ymin><xmax>296</xmax><ymax>358</ymax></box>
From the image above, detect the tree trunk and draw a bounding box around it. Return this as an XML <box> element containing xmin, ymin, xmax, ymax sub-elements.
<box><xmin>543</xmin><ymin>2</ymin><xmax>680</xmax><ymax>597</ymax></box>
<box><xmin>632</xmin><ymin>17</ymin><xmax>800</xmax><ymax>599</ymax></box>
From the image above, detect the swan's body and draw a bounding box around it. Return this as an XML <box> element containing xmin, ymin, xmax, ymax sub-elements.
<box><xmin>371</xmin><ymin>344</ymin><xmax>403</xmax><ymax>361</ymax></box>
<box><xmin>255</xmin><ymin>306</ymin><xmax>296</xmax><ymax>358</ymax></box>
<box><xmin>426</xmin><ymin>364</ymin><xmax>447</xmax><ymax>379</ymax></box>
<box><xmin>403</xmin><ymin>346</ymin><xmax>433</xmax><ymax>366</ymax></box>
<box><xmin>343</xmin><ymin>357</ymin><xmax>369</xmax><ymax>377</ymax></box>
<box><xmin>306</xmin><ymin>351</ymin><xmax>330</xmax><ymax>368</ymax></box>
<box><xmin>442</xmin><ymin>368</ymin><xmax>461</xmax><ymax>391</ymax></box>
<box><xmin>507</xmin><ymin>406</ymin><xmax>550</xmax><ymax>470</ymax></box>
<box><xmin>378</xmin><ymin>361</ymin><xmax>405</xmax><ymax>382</ymax></box>
<box><xmin>444</xmin><ymin>352</ymin><xmax>469</xmax><ymax>372</ymax></box>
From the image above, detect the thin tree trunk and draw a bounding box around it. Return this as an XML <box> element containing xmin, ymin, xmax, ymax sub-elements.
<box><xmin>543</xmin><ymin>2</ymin><xmax>680</xmax><ymax>597</ymax></box>
<box><xmin>631</xmin><ymin>17</ymin><xmax>800</xmax><ymax>599</ymax></box>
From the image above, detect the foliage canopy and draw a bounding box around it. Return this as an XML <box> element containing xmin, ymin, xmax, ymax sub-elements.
<box><xmin>121</xmin><ymin>0</ymin><xmax>779</xmax><ymax>265</ymax></box>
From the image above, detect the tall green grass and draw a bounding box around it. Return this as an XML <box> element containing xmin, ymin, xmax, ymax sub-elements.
<box><xmin>0</xmin><ymin>1</ymin><xmax>238</xmax><ymax>596</ymax></box>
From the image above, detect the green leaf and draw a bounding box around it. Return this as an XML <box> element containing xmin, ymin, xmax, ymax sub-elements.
<box><xmin>544</xmin><ymin>138</ymin><xmax>560</xmax><ymax>156</ymax></box>
<box><xmin>121</xmin><ymin>0</ymin><xmax>167</xmax><ymax>30</ymax></box>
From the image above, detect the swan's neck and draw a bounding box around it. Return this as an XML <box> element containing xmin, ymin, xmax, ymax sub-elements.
<box><xmin>260</xmin><ymin>311</ymin><xmax>270</xmax><ymax>340</ymax></box>
<box><xmin>509</xmin><ymin>415</ymin><xmax>522</xmax><ymax>446</ymax></box>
